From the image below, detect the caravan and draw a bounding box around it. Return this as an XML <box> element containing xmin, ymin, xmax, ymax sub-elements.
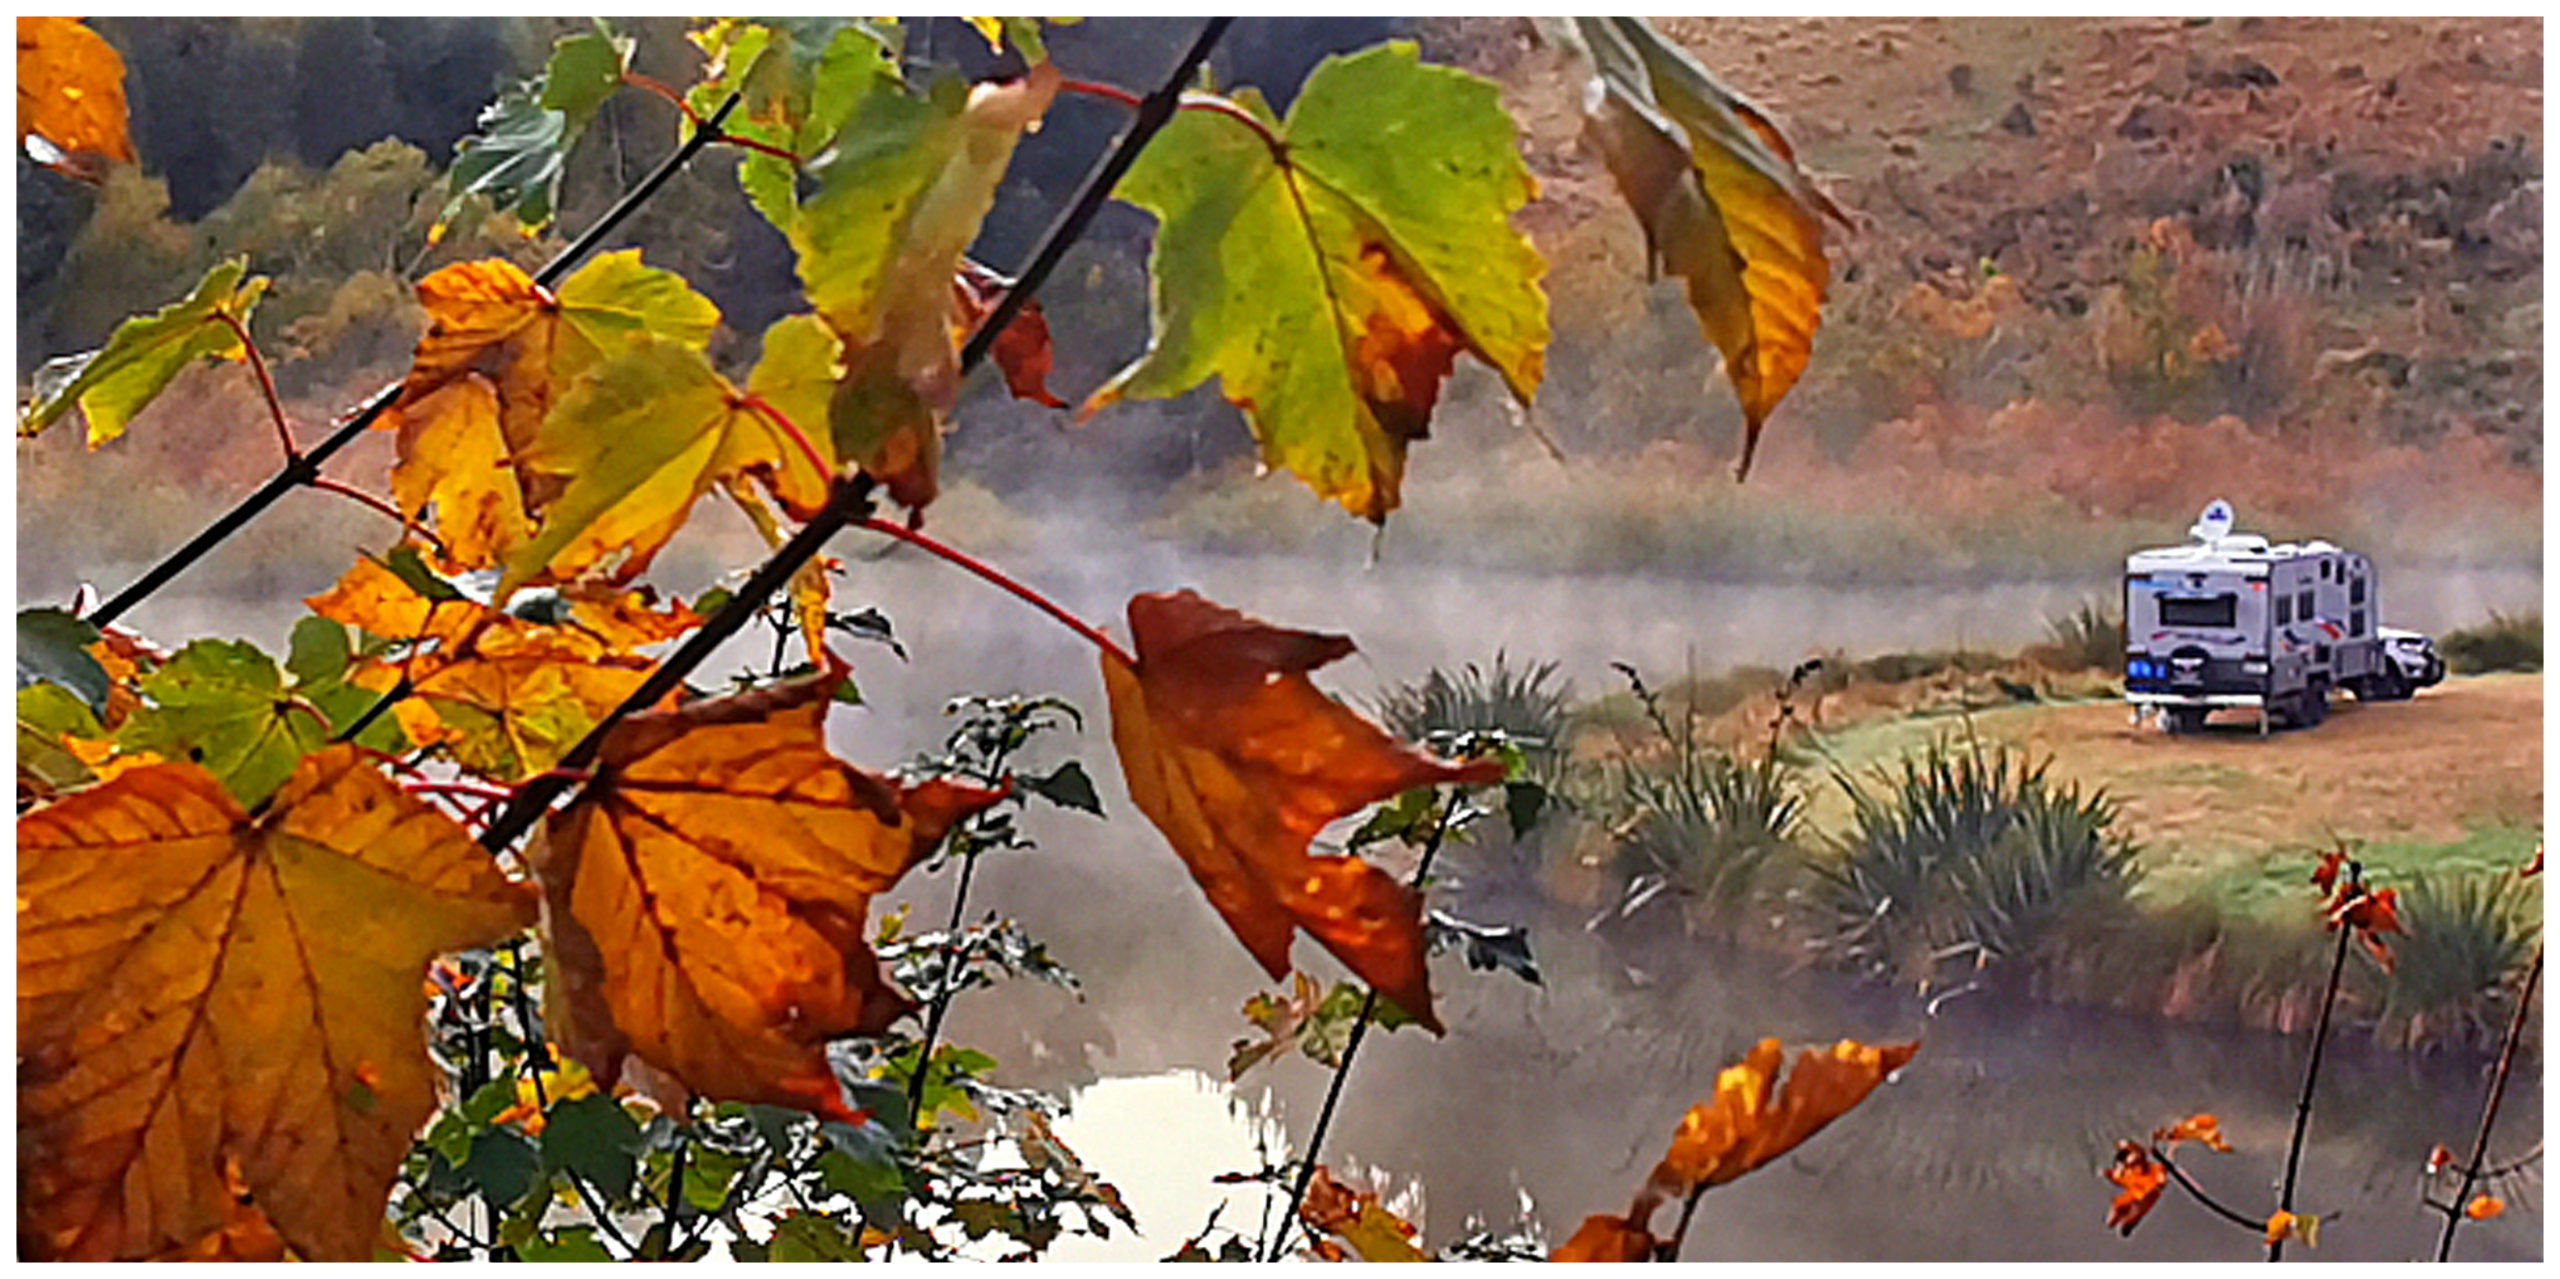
<box><xmin>2123</xmin><ymin>501</ymin><xmax>2443</xmax><ymax>735</ymax></box>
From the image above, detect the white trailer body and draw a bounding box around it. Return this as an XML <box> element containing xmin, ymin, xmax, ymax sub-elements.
<box><xmin>2122</xmin><ymin>501</ymin><xmax>2388</xmax><ymax>733</ymax></box>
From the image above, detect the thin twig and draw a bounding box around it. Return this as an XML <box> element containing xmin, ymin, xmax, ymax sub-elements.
<box><xmin>2154</xmin><ymin>1146</ymin><xmax>2269</xmax><ymax>1233</ymax></box>
<box><xmin>858</xmin><ymin>516</ymin><xmax>1130</xmax><ymax>667</ymax></box>
<box><xmin>2272</xmin><ymin>881</ymin><xmax>2359</xmax><ymax>1262</ymax></box>
<box><xmin>87</xmin><ymin>91</ymin><xmax>745</xmax><ymax>629</ymax></box>
<box><xmin>905</xmin><ymin>852</ymin><xmax>985</xmax><ymax>1118</ymax></box>
<box><xmin>663</xmin><ymin>1140</ymin><xmax>689</xmax><ymax>1259</ymax></box>
<box><xmin>1263</xmin><ymin>790</ymin><xmax>1459</xmax><ymax>1262</ymax></box>
<box><xmin>1659</xmin><ymin>1186</ymin><xmax>1707</xmax><ymax>1261</ymax></box>
<box><xmin>215</xmin><ymin>310</ymin><xmax>296</xmax><ymax>461</ymax></box>
<box><xmin>305</xmin><ymin>475</ymin><xmax>446</xmax><ymax>554</ymax></box>
<box><xmin>2436</xmin><ymin>945</ymin><xmax>2543</xmax><ymax>1261</ymax></box>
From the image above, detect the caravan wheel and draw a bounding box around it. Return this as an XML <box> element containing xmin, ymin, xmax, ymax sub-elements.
<box><xmin>2294</xmin><ymin>682</ymin><xmax>2329</xmax><ymax>728</ymax></box>
<box><xmin>2167</xmin><ymin>707</ymin><xmax>2209</xmax><ymax>734</ymax></box>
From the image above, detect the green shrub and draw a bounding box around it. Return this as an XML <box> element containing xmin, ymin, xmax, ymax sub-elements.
<box><xmin>2438</xmin><ymin>610</ymin><xmax>2542</xmax><ymax>674</ymax></box>
<box><xmin>2368</xmin><ymin>871</ymin><xmax>2540</xmax><ymax>1051</ymax></box>
<box><xmin>1848</xmin><ymin>648</ymin><xmax>2003</xmax><ymax>686</ymax></box>
<box><xmin>1810</xmin><ymin>737</ymin><xmax>2140</xmax><ymax>983</ymax></box>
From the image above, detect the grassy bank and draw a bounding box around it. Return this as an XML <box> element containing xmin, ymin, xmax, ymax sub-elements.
<box><xmin>1414</xmin><ymin>631</ymin><xmax>2542</xmax><ymax>1052</ymax></box>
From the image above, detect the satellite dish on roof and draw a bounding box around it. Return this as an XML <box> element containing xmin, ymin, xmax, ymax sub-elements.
<box><xmin>2190</xmin><ymin>499</ymin><xmax>2235</xmax><ymax>543</ymax></box>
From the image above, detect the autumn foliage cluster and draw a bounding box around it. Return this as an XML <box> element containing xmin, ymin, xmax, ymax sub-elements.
<box><xmin>14</xmin><ymin>15</ymin><xmax>1926</xmax><ymax>1262</ymax></box>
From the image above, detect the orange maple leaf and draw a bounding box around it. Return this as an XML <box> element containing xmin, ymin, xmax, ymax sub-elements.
<box><xmin>952</xmin><ymin>258</ymin><xmax>1066</xmax><ymax>409</ymax></box>
<box><xmin>305</xmin><ymin>553</ymin><xmax>488</xmax><ymax>654</ymax></box>
<box><xmin>1655</xmin><ymin>1037</ymin><xmax>1921</xmax><ymax>1193</ymax></box>
<box><xmin>2265</xmin><ymin>1208</ymin><xmax>2321</xmax><ymax>1247</ymax></box>
<box><xmin>1296</xmin><ymin>1165</ymin><xmax>1428</xmax><ymax>1262</ymax></box>
<box><xmin>2152</xmin><ymin>1112</ymin><xmax>2233</xmax><ymax>1154</ymax></box>
<box><xmin>533</xmin><ymin>670</ymin><xmax>1002</xmax><ymax>1116</ymax></box>
<box><xmin>559</xmin><ymin>584</ymin><xmax>703</xmax><ymax>651</ymax></box>
<box><xmin>2105</xmin><ymin>1141</ymin><xmax>2168</xmax><ymax>1236</ymax></box>
<box><xmin>2327</xmin><ymin>883</ymin><xmax>2404</xmax><ymax>972</ymax></box>
<box><xmin>2523</xmin><ymin>842</ymin><xmax>2542</xmax><ymax>878</ymax></box>
<box><xmin>17</xmin><ymin>17</ymin><xmax>134</xmax><ymax>178</ymax></box>
<box><xmin>1551</xmin><ymin>1196</ymin><xmax>1664</xmax><ymax>1263</ymax></box>
<box><xmin>2465</xmin><ymin>1194</ymin><xmax>2505</xmax><ymax>1221</ymax></box>
<box><xmin>18</xmin><ymin>749</ymin><xmax>536</xmax><ymax>1261</ymax></box>
<box><xmin>2311</xmin><ymin>847</ymin><xmax>2348</xmax><ymax>898</ymax></box>
<box><xmin>306</xmin><ymin>555</ymin><xmax>669</xmax><ymax>780</ymax></box>
<box><xmin>1100</xmin><ymin>590</ymin><xmax>1505</xmax><ymax>1033</ymax></box>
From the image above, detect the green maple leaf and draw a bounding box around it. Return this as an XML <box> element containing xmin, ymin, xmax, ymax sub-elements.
<box><xmin>20</xmin><ymin>257</ymin><xmax>269</xmax><ymax>448</ymax></box>
<box><xmin>686</xmin><ymin>18</ymin><xmax>902</xmax><ymax>230</ymax></box>
<box><xmin>1084</xmin><ymin>42</ymin><xmax>1548</xmax><ymax>524</ymax></box>
<box><xmin>114</xmin><ymin>639</ymin><xmax>329</xmax><ymax>808</ymax></box>
<box><xmin>503</xmin><ymin>319</ymin><xmax>840</xmax><ymax>594</ymax></box>
<box><xmin>16</xmin><ymin>607</ymin><xmax>108</xmax><ymax>713</ymax></box>
<box><xmin>785</xmin><ymin>63</ymin><xmax>1059</xmax><ymax>510</ymax></box>
<box><xmin>437</xmin><ymin>24</ymin><xmax>634</xmax><ymax>236</ymax></box>
<box><xmin>18</xmin><ymin>683</ymin><xmax>106</xmax><ymax>796</ymax></box>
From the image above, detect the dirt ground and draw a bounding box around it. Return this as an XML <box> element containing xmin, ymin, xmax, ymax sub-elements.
<box><xmin>1795</xmin><ymin>672</ymin><xmax>2543</xmax><ymax>908</ymax></box>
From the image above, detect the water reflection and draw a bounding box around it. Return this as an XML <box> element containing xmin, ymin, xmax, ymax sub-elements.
<box><xmin>1034</xmin><ymin>1071</ymin><xmax>1286</xmax><ymax>1263</ymax></box>
<box><xmin>941</xmin><ymin>870</ymin><xmax>2539</xmax><ymax>1262</ymax></box>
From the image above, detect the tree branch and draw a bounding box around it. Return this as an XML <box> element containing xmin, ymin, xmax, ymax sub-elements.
<box><xmin>87</xmin><ymin>91</ymin><xmax>746</xmax><ymax>628</ymax></box>
<box><xmin>2436</xmin><ymin>944</ymin><xmax>2542</xmax><ymax>1261</ymax></box>
<box><xmin>468</xmin><ymin>19</ymin><xmax>1232</xmax><ymax>859</ymax></box>
<box><xmin>2272</xmin><ymin>869</ymin><xmax>2359</xmax><ymax>1262</ymax></box>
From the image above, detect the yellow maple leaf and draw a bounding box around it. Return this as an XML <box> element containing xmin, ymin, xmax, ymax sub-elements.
<box><xmin>18</xmin><ymin>749</ymin><xmax>535</xmax><ymax>1260</ymax></box>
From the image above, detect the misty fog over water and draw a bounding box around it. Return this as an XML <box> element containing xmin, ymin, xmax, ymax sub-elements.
<box><xmin>21</xmin><ymin>520</ymin><xmax>2540</xmax><ymax>1262</ymax></box>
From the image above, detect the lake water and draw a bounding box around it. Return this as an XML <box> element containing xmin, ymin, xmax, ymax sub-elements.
<box><xmin>26</xmin><ymin>530</ymin><xmax>2542</xmax><ymax>1262</ymax></box>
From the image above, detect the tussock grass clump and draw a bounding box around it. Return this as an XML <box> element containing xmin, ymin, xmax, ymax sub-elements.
<box><xmin>1586</xmin><ymin>665</ymin><xmax>1806</xmax><ymax>929</ymax></box>
<box><xmin>2036</xmin><ymin>598</ymin><xmax>2124</xmax><ymax>672</ymax></box>
<box><xmin>1809</xmin><ymin>736</ymin><xmax>2141</xmax><ymax>984</ymax></box>
<box><xmin>2438</xmin><ymin>610</ymin><xmax>2541</xmax><ymax>674</ymax></box>
<box><xmin>1374</xmin><ymin>655</ymin><xmax>1573</xmax><ymax>907</ymax></box>
<box><xmin>2367</xmin><ymin>872</ymin><xmax>2541</xmax><ymax>1052</ymax></box>
<box><xmin>1374</xmin><ymin>654</ymin><xmax>1571</xmax><ymax>774</ymax></box>
<box><xmin>1603</xmin><ymin>748</ymin><xmax>1802</xmax><ymax>924</ymax></box>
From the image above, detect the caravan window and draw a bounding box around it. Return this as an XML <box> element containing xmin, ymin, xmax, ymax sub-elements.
<box><xmin>2351</xmin><ymin>576</ymin><xmax>2366</xmax><ymax>605</ymax></box>
<box><xmin>2275</xmin><ymin>595</ymin><xmax>2293</xmax><ymax>625</ymax></box>
<box><xmin>2160</xmin><ymin>594</ymin><xmax>2238</xmax><ymax>628</ymax></box>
